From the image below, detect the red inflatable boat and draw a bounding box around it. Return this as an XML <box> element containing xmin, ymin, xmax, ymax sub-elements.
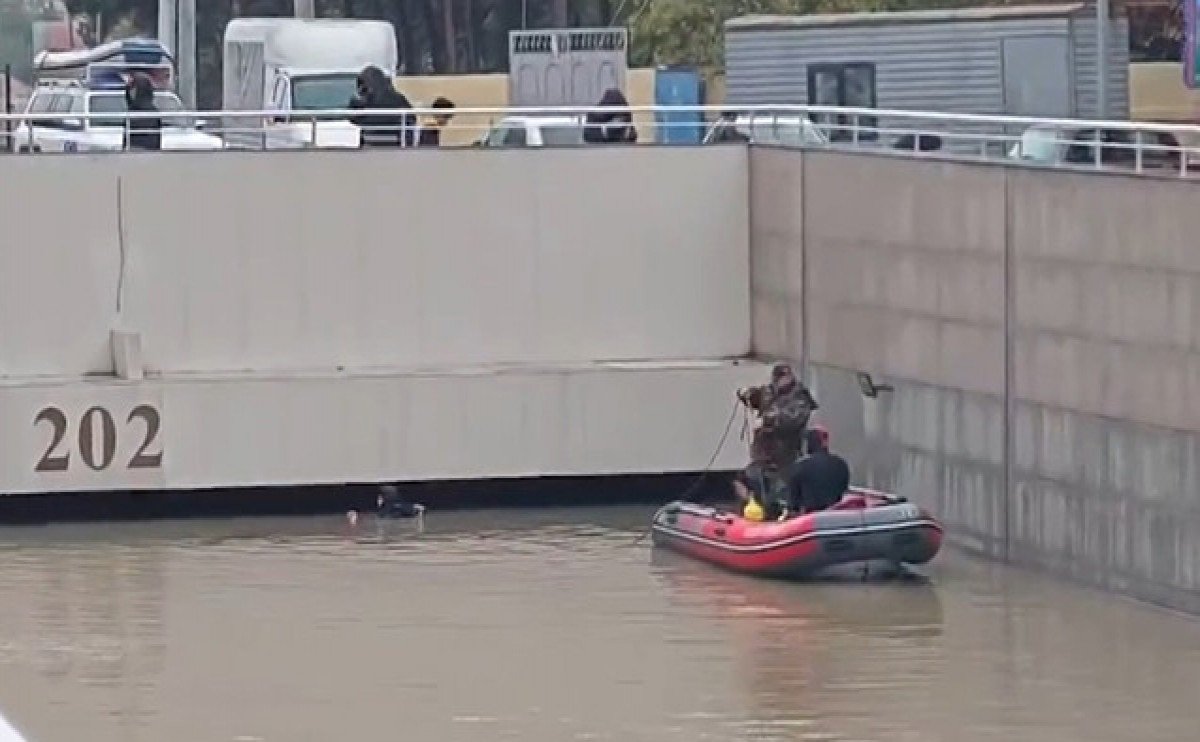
<box><xmin>650</xmin><ymin>487</ymin><xmax>943</xmax><ymax>579</ymax></box>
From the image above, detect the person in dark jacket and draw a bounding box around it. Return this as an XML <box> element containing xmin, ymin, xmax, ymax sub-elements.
<box><xmin>784</xmin><ymin>425</ymin><xmax>850</xmax><ymax>515</ymax></box>
<box><xmin>583</xmin><ymin>87</ymin><xmax>637</xmax><ymax>144</ymax></box>
<box><xmin>732</xmin><ymin>362</ymin><xmax>819</xmax><ymax>516</ymax></box>
<box><xmin>418</xmin><ymin>96</ymin><xmax>455</xmax><ymax>147</ymax></box>
<box><xmin>349</xmin><ymin>65</ymin><xmax>416</xmax><ymax>148</ymax></box>
<box><xmin>124</xmin><ymin>72</ymin><xmax>161</xmax><ymax>151</ymax></box>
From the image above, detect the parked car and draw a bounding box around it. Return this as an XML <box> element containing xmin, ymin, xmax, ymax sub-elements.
<box><xmin>1008</xmin><ymin>124</ymin><xmax>1186</xmax><ymax>173</ymax></box>
<box><xmin>478</xmin><ymin>115</ymin><xmax>586</xmax><ymax>148</ymax></box>
<box><xmin>12</xmin><ymin>80</ymin><xmax>224</xmax><ymax>153</ymax></box>
<box><xmin>703</xmin><ymin>112</ymin><xmax>830</xmax><ymax>147</ymax></box>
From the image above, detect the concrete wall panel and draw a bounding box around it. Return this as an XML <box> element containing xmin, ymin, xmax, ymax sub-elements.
<box><xmin>1006</xmin><ymin>169</ymin><xmax>1200</xmax><ymax>613</ymax></box>
<box><xmin>748</xmin><ymin>147</ymin><xmax>805</xmax><ymax>361</ymax></box>
<box><xmin>0</xmin><ymin>157</ymin><xmax>122</xmax><ymax>377</ymax></box>
<box><xmin>118</xmin><ymin>147</ymin><xmax>750</xmax><ymax>373</ymax></box>
<box><xmin>768</xmin><ymin>152</ymin><xmax>1200</xmax><ymax>613</ymax></box>
<box><xmin>801</xmin><ymin>152</ymin><xmax>1007</xmax><ymax>397</ymax></box>
<box><xmin>0</xmin><ymin>361</ymin><xmax>766</xmax><ymax>494</ymax></box>
<box><xmin>1</xmin><ymin>147</ymin><xmax>750</xmax><ymax>378</ymax></box>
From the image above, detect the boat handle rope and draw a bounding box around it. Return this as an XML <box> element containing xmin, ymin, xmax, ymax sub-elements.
<box><xmin>632</xmin><ymin>397</ymin><xmax>742</xmax><ymax>545</ymax></box>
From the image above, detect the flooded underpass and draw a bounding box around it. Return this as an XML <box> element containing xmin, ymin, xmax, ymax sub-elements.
<box><xmin>0</xmin><ymin>504</ymin><xmax>1197</xmax><ymax>742</ymax></box>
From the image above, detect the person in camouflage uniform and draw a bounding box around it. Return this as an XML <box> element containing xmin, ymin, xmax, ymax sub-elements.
<box><xmin>732</xmin><ymin>362</ymin><xmax>819</xmax><ymax>516</ymax></box>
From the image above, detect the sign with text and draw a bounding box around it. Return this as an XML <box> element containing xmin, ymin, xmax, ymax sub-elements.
<box><xmin>0</xmin><ymin>383</ymin><xmax>167</xmax><ymax>494</ymax></box>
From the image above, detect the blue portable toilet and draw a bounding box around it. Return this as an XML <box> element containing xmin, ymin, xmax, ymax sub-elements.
<box><xmin>654</xmin><ymin>66</ymin><xmax>705</xmax><ymax>144</ymax></box>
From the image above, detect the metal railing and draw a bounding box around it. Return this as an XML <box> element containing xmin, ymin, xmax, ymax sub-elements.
<box><xmin>2</xmin><ymin>103</ymin><xmax>1199</xmax><ymax>178</ymax></box>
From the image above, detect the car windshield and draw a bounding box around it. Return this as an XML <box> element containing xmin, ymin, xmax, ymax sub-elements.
<box><xmin>1014</xmin><ymin>127</ymin><xmax>1065</xmax><ymax>161</ymax></box>
<box><xmin>291</xmin><ymin>73</ymin><xmax>358</xmax><ymax>112</ymax></box>
<box><xmin>88</xmin><ymin>92</ymin><xmax>192</xmax><ymax>129</ymax></box>
<box><xmin>741</xmin><ymin>116</ymin><xmax>828</xmax><ymax>146</ymax></box>
<box><xmin>540</xmin><ymin>124</ymin><xmax>583</xmax><ymax>146</ymax></box>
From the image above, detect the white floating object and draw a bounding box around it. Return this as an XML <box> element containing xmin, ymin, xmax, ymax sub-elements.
<box><xmin>0</xmin><ymin>711</ymin><xmax>29</xmax><ymax>742</ymax></box>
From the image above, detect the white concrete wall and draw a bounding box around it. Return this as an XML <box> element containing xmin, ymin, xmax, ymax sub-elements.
<box><xmin>0</xmin><ymin>147</ymin><xmax>750</xmax><ymax>378</ymax></box>
<box><xmin>0</xmin><ymin>361</ymin><xmax>766</xmax><ymax>494</ymax></box>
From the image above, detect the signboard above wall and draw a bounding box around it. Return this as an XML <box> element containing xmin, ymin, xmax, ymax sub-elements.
<box><xmin>508</xmin><ymin>27</ymin><xmax>628</xmax><ymax>107</ymax></box>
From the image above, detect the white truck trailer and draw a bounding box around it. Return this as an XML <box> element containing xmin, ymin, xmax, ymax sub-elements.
<box><xmin>222</xmin><ymin>17</ymin><xmax>398</xmax><ymax>149</ymax></box>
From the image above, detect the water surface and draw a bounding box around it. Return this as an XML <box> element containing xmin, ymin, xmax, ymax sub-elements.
<box><xmin>0</xmin><ymin>505</ymin><xmax>1196</xmax><ymax>742</ymax></box>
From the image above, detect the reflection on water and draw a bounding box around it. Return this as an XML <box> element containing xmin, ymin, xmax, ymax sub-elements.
<box><xmin>0</xmin><ymin>505</ymin><xmax>1195</xmax><ymax>742</ymax></box>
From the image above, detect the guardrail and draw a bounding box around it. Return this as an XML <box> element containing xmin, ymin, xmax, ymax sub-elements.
<box><xmin>3</xmin><ymin>103</ymin><xmax>1200</xmax><ymax>178</ymax></box>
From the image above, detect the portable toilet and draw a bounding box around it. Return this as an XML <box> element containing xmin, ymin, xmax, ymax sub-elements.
<box><xmin>654</xmin><ymin>66</ymin><xmax>705</xmax><ymax>144</ymax></box>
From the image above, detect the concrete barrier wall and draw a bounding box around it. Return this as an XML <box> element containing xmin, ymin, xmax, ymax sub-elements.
<box><xmin>749</xmin><ymin>147</ymin><xmax>1200</xmax><ymax>612</ymax></box>
<box><xmin>0</xmin><ymin>147</ymin><xmax>750</xmax><ymax>378</ymax></box>
<box><xmin>0</xmin><ymin>158</ymin><xmax>123</xmax><ymax>378</ymax></box>
<box><xmin>0</xmin><ymin>361</ymin><xmax>766</xmax><ymax>494</ymax></box>
<box><xmin>1009</xmin><ymin>170</ymin><xmax>1200</xmax><ymax>607</ymax></box>
<box><xmin>747</xmin><ymin>147</ymin><xmax>804</xmax><ymax>360</ymax></box>
<box><xmin>750</xmin><ymin>148</ymin><xmax>1009</xmax><ymax>557</ymax></box>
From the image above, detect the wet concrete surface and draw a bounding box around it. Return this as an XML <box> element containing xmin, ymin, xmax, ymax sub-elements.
<box><xmin>0</xmin><ymin>504</ymin><xmax>1196</xmax><ymax>742</ymax></box>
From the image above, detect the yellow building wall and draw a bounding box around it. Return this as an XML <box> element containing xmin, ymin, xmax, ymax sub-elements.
<box><xmin>390</xmin><ymin>63</ymin><xmax>1200</xmax><ymax>141</ymax></box>
<box><xmin>1129</xmin><ymin>62</ymin><xmax>1200</xmax><ymax>123</ymax></box>
<box><xmin>396</xmin><ymin>68</ymin><xmax>661</xmax><ymax>146</ymax></box>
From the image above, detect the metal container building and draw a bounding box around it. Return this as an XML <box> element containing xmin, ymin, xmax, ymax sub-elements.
<box><xmin>723</xmin><ymin>3</ymin><xmax>1130</xmax><ymax>131</ymax></box>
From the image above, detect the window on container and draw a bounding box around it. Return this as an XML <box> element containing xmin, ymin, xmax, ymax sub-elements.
<box><xmin>806</xmin><ymin>62</ymin><xmax>878</xmax><ymax>142</ymax></box>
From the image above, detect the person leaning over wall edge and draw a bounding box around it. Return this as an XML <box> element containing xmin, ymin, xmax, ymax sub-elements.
<box><xmin>349</xmin><ymin>65</ymin><xmax>416</xmax><ymax>148</ymax></box>
<box><xmin>124</xmin><ymin>72</ymin><xmax>161</xmax><ymax>151</ymax></box>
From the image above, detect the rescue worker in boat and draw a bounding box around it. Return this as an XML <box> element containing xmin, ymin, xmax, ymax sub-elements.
<box><xmin>124</xmin><ymin>72</ymin><xmax>161</xmax><ymax>151</ymax></box>
<box><xmin>783</xmin><ymin>424</ymin><xmax>851</xmax><ymax>515</ymax></box>
<box><xmin>348</xmin><ymin>65</ymin><xmax>416</xmax><ymax>148</ymax></box>
<box><xmin>733</xmin><ymin>362</ymin><xmax>819</xmax><ymax>520</ymax></box>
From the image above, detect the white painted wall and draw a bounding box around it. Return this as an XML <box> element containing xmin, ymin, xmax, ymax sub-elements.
<box><xmin>0</xmin><ymin>147</ymin><xmax>750</xmax><ymax>378</ymax></box>
<box><xmin>0</xmin><ymin>157</ymin><xmax>122</xmax><ymax>378</ymax></box>
<box><xmin>0</xmin><ymin>361</ymin><xmax>767</xmax><ymax>494</ymax></box>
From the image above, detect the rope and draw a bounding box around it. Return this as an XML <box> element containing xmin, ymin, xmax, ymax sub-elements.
<box><xmin>632</xmin><ymin>397</ymin><xmax>743</xmax><ymax>545</ymax></box>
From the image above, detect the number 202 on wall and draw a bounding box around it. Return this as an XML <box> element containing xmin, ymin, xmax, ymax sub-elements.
<box><xmin>33</xmin><ymin>404</ymin><xmax>163</xmax><ymax>473</ymax></box>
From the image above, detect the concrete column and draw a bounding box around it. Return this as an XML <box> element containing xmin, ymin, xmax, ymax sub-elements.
<box><xmin>157</xmin><ymin>0</ymin><xmax>176</xmax><ymax>54</ymax></box>
<box><xmin>177</xmin><ymin>0</ymin><xmax>196</xmax><ymax>109</ymax></box>
<box><xmin>1096</xmin><ymin>0</ymin><xmax>1109</xmax><ymax>118</ymax></box>
<box><xmin>295</xmin><ymin>0</ymin><xmax>316</xmax><ymax>18</ymax></box>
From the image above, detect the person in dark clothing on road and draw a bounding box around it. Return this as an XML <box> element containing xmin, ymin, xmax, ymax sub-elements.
<box><xmin>785</xmin><ymin>425</ymin><xmax>850</xmax><ymax>515</ymax></box>
<box><xmin>583</xmin><ymin>87</ymin><xmax>637</xmax><ymax>144</ymax></box>
<box><xmin>349</xmin><ymin>65</ymin><xmax>416</xmax><ymax>148</ymax></box>
<box><xmin>124</xmin><ymin>72</ymin><xmax>161</xmax><ymax>151</ymax></box>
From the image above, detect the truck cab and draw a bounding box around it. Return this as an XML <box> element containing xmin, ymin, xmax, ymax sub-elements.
<box><xmin>222</xmin><ymin>18</ymin><xmax>399</xmax><ymax>149</ymax></box>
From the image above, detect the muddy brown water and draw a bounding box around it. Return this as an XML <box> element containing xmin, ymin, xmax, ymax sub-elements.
<box><xmin>0</xmin><ymin>505</ymin><xmax>1196</xmax><ymax>742</ymax></box>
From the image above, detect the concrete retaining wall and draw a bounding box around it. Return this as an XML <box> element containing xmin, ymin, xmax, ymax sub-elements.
<box><xmin>0</xmin><ymin>147</ymin><xmax>750</xmax><ymax>378</ymax></box>
<box><xmin>749</xmin><ymin>147</ymin><xmax>1200</xmax><ymax>612</ymax></box>
<box><xmin>0</xmin><ymin>361</ymin><xmax>765</xmax><ymax>495</ymax></box>
<box><xmin>0</xmin><ymin>146</ymin><xmax>757</xmax><ymax>495</ymax></box>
